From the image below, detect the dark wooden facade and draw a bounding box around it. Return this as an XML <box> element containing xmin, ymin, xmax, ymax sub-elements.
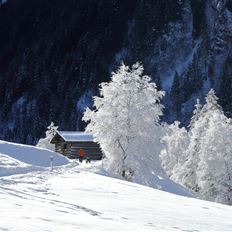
<box><xmin>50</xmin><ymin>131</ymin><xmax>103</xmax><ymax>160</ymax></box>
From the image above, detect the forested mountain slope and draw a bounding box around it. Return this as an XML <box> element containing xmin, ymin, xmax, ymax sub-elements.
<box><xmin>0</xmin><ymin>0</ymin><xmax>231</xmax><ymax>144</ymax></box>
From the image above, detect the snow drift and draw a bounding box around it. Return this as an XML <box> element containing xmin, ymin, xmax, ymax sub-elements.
<box><xmin>0</xmin><ymin>140</ymin><xmax>69</xmax><ymax>167</ymax></box>
<box><xmin>0</xmin><ymin>153</ymin><xmax>44</xmax><ymax>177</ymax></box>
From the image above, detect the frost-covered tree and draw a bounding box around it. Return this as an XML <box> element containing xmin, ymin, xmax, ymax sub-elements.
<box><xmin>181</xmin><ymin>89</ymin><xmax>223</xmax><ymax>191</ymax></box>
<box><xmin>83</xmin><ymin>63</ymin><xmax>165</xmax><ymax>179</ymax></box>
<box><xmin>161</xmin><ymin>88</ymin><xmax>232</xmax><ymax>204</ymax></box>
<box><xmin>196</xmin><ymin>112</ymin><xmax>232</xmax><ymax>204</ymax></box>
<box><xmin>188</xmin><ymin>98</ymin><xmax>202</xmax><ymax>130</ymax></box>
<box><xmin>201</xmin><ymin>89</ymin><xmax>223</xmax><ymax>114</ymax></box>
<box><xmin>160</xmin><ymin>121</ymin><xmax>189</xmax><ymax>181</ymax></box>
<box><xmin>36</xmin><ymin>122</ymin><xmax>58</xmax><ymax>151</ymax></box>
<box><xmin>160</xmin><ymin>100</ymin><xmax>202</xmax><ymax>188</ymax></box>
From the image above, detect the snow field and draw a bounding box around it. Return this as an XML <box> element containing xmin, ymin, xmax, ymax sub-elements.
<box><xmin>0</xmin><ymin>140</ymin><xmax>231</xmax><ymax>231</ymax></box>
<box><xmin>0</xmin><ymin>169</ymin><xmax>232</xmax><ymax>231</ymax></box>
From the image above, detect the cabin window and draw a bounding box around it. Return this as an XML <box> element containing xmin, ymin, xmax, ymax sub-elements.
<box><xmin>63</xmin><ymin>143</ymin><xmax>67</xmax><ymax>149</ymax></box>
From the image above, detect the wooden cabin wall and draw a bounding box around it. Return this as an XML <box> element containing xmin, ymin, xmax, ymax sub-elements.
<box><xmin>55</xmin><ymin>142</ymin><xmax>72</xmax><ymax>157</ymax></box>
<box><xmin>69</xmin><ymin>142</ymin><xmax>103</xmax><ymax>160</ymax></box>
<box><xmin>52</xmin><ymin>133</ymin><xmax>103</xmax><ymax>160</ymax></box>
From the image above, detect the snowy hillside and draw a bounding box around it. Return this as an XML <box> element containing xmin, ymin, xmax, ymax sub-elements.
<box><xmin>0</xmin><ymin>140</ymin><xmax>191</xmax><ymax>197</ymax></box>
<box><xmin>0</xmin><ymin>140</ymin><xmax>69</xmax><ymax>167</ymax></box>
<box><xmin>0</xmin><ymin>153</ymin><xmax>44</xmax><ymax>177</ymax></box>
<box><xmin>0</xmin><ymin>141</ymin><xmax>231</xmax><ymax>230</ymax></box>
<box><xmin>0</xmin><ymin>167</ymin><xmax>232</xmax><ymax>231</ymax></box>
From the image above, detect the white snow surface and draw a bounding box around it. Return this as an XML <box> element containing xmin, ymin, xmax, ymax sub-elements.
<box><xmin>0</xmin><ymin>163</ymin><xmax>232</xmax><ymax>231</ymax></box>
<box><xmin>0</xmin><ymin>140</ymin><xmax>69</xmax><ymax>167</ymax></box>
<box><xmin>0</xmin><ymin>142</ymin><xmax>231</xmax><ymax>231</ymax></box>
<box><xmin>0</xmin><ymin>153</ymin><xmax>45</xmax><ymax>177</ymax></box>
<box><xmin>57</xmin><ymin>131</ymin><xmax>94</xmax><ymax>142</ymax></box>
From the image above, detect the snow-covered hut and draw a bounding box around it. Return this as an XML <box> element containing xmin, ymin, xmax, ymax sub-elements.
<box><xmin>50</xmin><ymin>131</ymin><xmax>103</xmax><ymax>160</ymax></box>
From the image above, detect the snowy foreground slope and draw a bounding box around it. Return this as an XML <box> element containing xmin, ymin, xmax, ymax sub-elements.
<box><xmin>0</xmin><ymin>140</ymin><xmax>69</xmax><ymax>167</ymax></box>
<box><xmin>0</xmin><ymin>139</ymin><xmax>192</xmax><ymax>197</ymax></box>
<box><xmin>1</xmin><ymin>165</ymin><xmax>232</xmax><ymax>231</ymax></box>
<box><xmin>0</xmin><ymin>140</ymin><xmax>69</xmax><ymax>177</ymax></box>
<box><xmin>0</xmin><ymin>141</ymin><xmax>232</xmax><ymax>231</ymax></box>
<box><xmin>0</xmin><ymin>153</ymin><xmax>44</xmax><ymax>177</ymax></box>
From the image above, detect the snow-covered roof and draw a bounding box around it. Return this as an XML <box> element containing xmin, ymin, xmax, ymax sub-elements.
<box><xmin>57</xmin><ymin>131</ymin><xmax>94</xmax><ymax>142</ymax></box>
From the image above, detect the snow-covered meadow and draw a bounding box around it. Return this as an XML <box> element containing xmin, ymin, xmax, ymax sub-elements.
<box><xmin>0</xmin><ymin>140</ymin><xmax>232</xmax><ymax>231</ymax></box>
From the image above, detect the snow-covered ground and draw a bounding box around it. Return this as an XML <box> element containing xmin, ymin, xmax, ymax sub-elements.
<box><xmin>0</xmin><ymin>153</ymin><xmax>44</xmax><ymax>177</ymax></box>
<box><xmin>0</xmin><ymin>165</ymin><xmax>232</xmax><ymax>231</ymax></box>
<box><xmin>0</xmin><ymin>140</ymin><xmax>192</xmax><ymax>197</ymax></box>
<box><xmin>0</xmin><ymin>140</ymin><xmax>69</xmax><ymax>167</ymax></box>
<box><xmin>0</xmin><ymin>141</ymin><xmax>232</xmax><ymax>231</ymax></box>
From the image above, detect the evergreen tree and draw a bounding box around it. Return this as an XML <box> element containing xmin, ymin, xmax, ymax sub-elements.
<box><xmin>162</xmin><ymin>89</ymin><xmax>232</xmax><ymax>205</ymax></box>
<box><xmin>220</xmin><ymin>58</ymin><xmax>232</xmax><ymax>116</ymax></box>
<box><xmin>201</xmin><ymin>89</ymin><xmax>222</xmax><ymax>114</ymax></box>
<box><xmin>171</xmin><ymin>72</ymin><xmax>182</xmax><ymax>115</ymax></box>
<box><xmin>196</xmin><ymin>112</ymin><xmax>232</xmax><ymax>204</ymax></box>
<box><xmin>181</xmin><ymin>89</ymin><xmax>222</xmax><ymax>191</ymax></box>
<box><xmin>188</xmin><ymin>98</ymin><xmax>202</xmax><ymax>130</ymax></box>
